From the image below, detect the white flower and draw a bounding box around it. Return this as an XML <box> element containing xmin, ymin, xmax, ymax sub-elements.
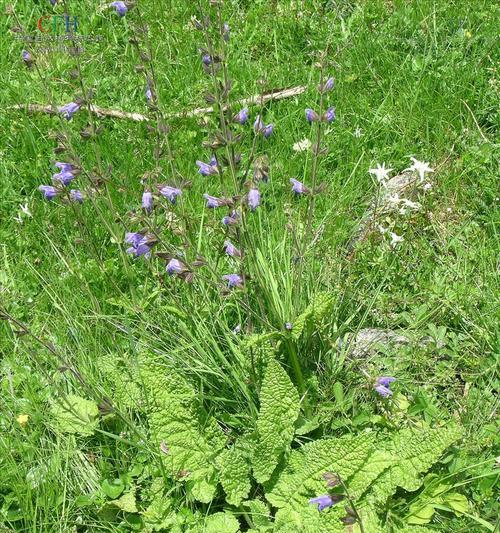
<box><xmin>387</xmin><ymin>194</ymin><xmax>401</xmax><ymax>205</ymax></box>
<box><xmin>389</xmin><ymin>232</ymin><xmax>404</xmax><ymax>247</ymax></box>
<box><xmin>293</xmin><ymin>138</ymin><xmax>312</xmax><ymax>152</ymax></box>
<box><xmin>378</xmin><ymin>225</ymin><xmax>388</xmax><ymax>234</ymax></box>
<box><xmin>402</xmin><ymin>199</ymin><xmax>421</xmax><ymax>210</ymax></box>
<box><xmin>20</xmin><ymin>203</ymin><xmax>32</xmax><ymax>217</ymax></box>
<box><xmin>353</xmin><ymin>127</ymin><xmax>363</xmax><ymax>138</ymax></box>
<box><xmin>406</xmin><ymin>157</ymin><xmax>434</xmax><ymax>181</ymax></box>
<box><xmin>369</xmin><ymin>162</ymin><xmax>392</xmax><ymax>184</ymax></box>
<box><xmin>422</xmin><ymin>182</ymin><xmax>432</xmax><ymax>191</ymax></box>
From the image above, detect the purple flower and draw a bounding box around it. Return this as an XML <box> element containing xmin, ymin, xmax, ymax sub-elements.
<box><xmin>285</xmin><ymin>322</ymin><xmax>293</xmax><ymax>330</ymax></box>
<box><xmin>52</xmin><ymin>170</ymin><xmax>75</xmax><ymax>186</ymax></box>
<box><xmin>54</xmin><ymin>162</ymin><xmax>74</xmax><ymax>173</ymax></box>
<box><xmin>248</xmin><ymin>188</ymin><xmax>260</xmax><ymax>211</ymax></box>
<box><xmin>196</xmin><ymin>158</ymin><xmax>218</xmax><ymax>176</ymax></box>
<box><xmin>222</xmin><ymin>273</ymin><xmax>243</xmax><ymax>288</ymax></box>
<box><xmin>254</xmin><ymin>115</ymin><xmax>273</xmax><ymax>137</ymax></box>
<box><xmin>290</xmin><ymin>178</ymin><xmax>308</xmax><ymax>195</ymax></box>
<box><xmin>22</xmin><ymin>50</ymin><xmax>31</xmax><ymax>63</ymax></box>
<box><xmin>224</xmin><ymin>240</ymin><xmax>241</xmax><ymax>258</ymax></box>
<box><xmin>125</xmin><ymin>232</ymin><xmax>150</xmax><ymax>258</ymax></box>
<box><xmin>324</xmin><ymin>77</ymin><xmax>335</xmax><ymax>91</ymax></box>
<box><xmin>58</xmin><ymin>102</ymin><xmax>81</xmax><ymax>120</ymax></box>
<box><xmin>263</xmin><ymin>124</ymin><xmax>273</xmax><ymax>138</ymax></box>
<box><xmin>233</xmin><ymin>107</ymin><xmax>249</xmax><ymax>125</ymax></box>
<box><xmin>70</xmin><ymin>189</ymin><xmax>83</xmax><ymax>203</ymax></box>
<box><xmin>222</xmin><ymin>22</ymin><xmax>230</xmax><ymax>42</ymax></box>
<box><xmin>305</xmin><ymin>108</ymin><xmax>320</xmax><ymax>123</ymax></box>
<box><xmin>323</xmin><ymin>107</ymin><xmax>336</xmax><ymax>123</ymax></box>
<box><xmin>253</xmin><ymin>115</ymin><xmax>264</xmax><ymax>133</ymax></box>
<box><xmin>145</xmin><ymin>84</ymin><xmax>152</xmax><ymax>102</ymax></box>
<box><xmin>38</xmin><ymin>185</ymin><xmax>58</xmax><ymax>200</ymax></box>
<box><xmin>202</xmin><ymin>54</ymin><xmax>212</xmax><ymax>66</ymax></box>
<box><xmin>159</xmin><ymin>186</ymin><xmax>182</xmax><ymax>205</ymax></box>
<box><xmin>110</xmin><ymin>1</ymin><xmax>127</xmax><ymax>16</ymax></box>
<box><xmin>49</xmin><ymin>0</ymin><xmax>57</xmax><ymax>5</ymax></box>
<box><xmin>222</xmin><ymin>210</ymin><xmax>239</xmax><ymax>226</ymax></box>
<box><xmin>204</xmin><ymin>194</ymin><xmax>225</xmax><ymax>208</ymax></box>
<box><xmin>142</xmin><ymin>191</ymin><xmax>153</xmax><ymax>212</ymax></box>
<box><xmin>374</xmin><ymin>376</ymin><xmax>396</xmax><ymax>398</ymax></box>
<box><xmin>309</xmin><ymin>495</ymin><xmax>335</xmax><ymax>512</ymax></box>
<box><xmin>166</xmin><ymin>258</ymin><xmax>185</xmax><ymax>275</ymax></box>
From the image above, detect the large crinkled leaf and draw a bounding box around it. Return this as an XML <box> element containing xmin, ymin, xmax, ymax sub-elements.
<box><xmin>217</xmin><ymin>446</ymin><xmax>251</xmax><ymax>506</ymax></box>
<box><xmin>274</xmin><ymin>505</ymin><xmax>345</xmax><ymax>533</ymax></box>
<box><xmin>291</xmin><ymin>292</ymin><xmax>334</xmax><ymax>340</ymax></box>
<box><xmin>50</xmin><ymin>394</ymin><xmax>99</xmax><ymax>436</ymax></box>
<box><xmin>243</xmin><ymin>499</ymin><xmax>271</xmax><ymax>528</ymax></box>
<box><xmin>368</xmin><ymin>425</ymin><xmax>462</xmax><ymax>504</ymax></box>
<box><xmin>267</xmin><ymin>433</ymin><xmax>375</xmax><ymax>510</ymax></box>
<box><xmin>347</xmin><ymin>448</ymin><xmax>395</xmax><ymax>499</ymax></box>
<box><xmin>252</xmin><ymin>360</ymin><xmax>300</xmax><ymax>483</ymax></box>
<box><xmin>188</xmin><ymin>512</ymin><xmax>240</xmax><ymax>533</ymax></box>
<box><xmin>141</xmin><ymin>357</ymin><xmax>227</xmax><ymax>503</ymax></box>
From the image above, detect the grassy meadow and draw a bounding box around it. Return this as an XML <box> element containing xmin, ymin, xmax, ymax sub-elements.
<box><xmin>0</xmin><ymin>0</ymin><xmax>498</xmax><ymax>531</ymax></box>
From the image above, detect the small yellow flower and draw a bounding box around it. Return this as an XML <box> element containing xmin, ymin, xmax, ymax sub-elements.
<box><xmin>464</xmin><ymin>30</ymin><xmax>472</xmax><ymax>39</ymax></box>
<box><xmin>17</xmin><ymin>414</ymin><xmax>29</xmax><ymax>426</ymax></box>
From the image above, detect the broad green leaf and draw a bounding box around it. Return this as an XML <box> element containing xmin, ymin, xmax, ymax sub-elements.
<box><xmin>50</xmin><ymin>394</ymin><xmax>98</xmax><ymax>436</ymax></box>
<box><xmin>109</xmin><ymin>490</ymin><xmax>138</xmax><ymax>513</ymax></box>
<box><xmin>252</xmin><ymin>360</ymin><xmax>300</xmax><ymax>483</ymax></box>
<box><xmin>102</xmin><ymin>478</ymin><xmax>125</xmax><ymax>499</ymax></box>
<box><xmin>141</xmin><ymin>356</ymin><xmax>227</xmax><ymax>503</ymax></box>
<box><xmin>217</xmin><ymin>447</ymin><xmax>251</xmax><ymax>506</ymax></box>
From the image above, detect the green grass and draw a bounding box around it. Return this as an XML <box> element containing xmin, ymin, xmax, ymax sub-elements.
<box><xmin>0</xmin><ymin>0</ymin><xmax>498</xmax><ymax>531</ymax></box>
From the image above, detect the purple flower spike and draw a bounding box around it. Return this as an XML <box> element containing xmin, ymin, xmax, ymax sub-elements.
<box><xmin>39</xmin><ymin>185</ymin><xmax>58</xmax><ymax>200</ymax></box>
<box><xmin>248</xmin><ymin>188</ymin><xmax>260</xmax><ymax>211</ymax></box>
<box><xmin>323</xmin><ymin>107</ymin><xmax>336</xmax><ymax>123</ymax></box>
<box><xmin>110</xmin><ymin>1</ymin><xmax>127</xmax><ymax>16</ymax></box>
<box><xmin>305</xmin><ymin>108</ymin><xmax>320</xmax><ymax>123</ymax></box>
<box><xmin>159</xmin><ymin>186</ymin><xmax>182</xmax><ymax>205</ymax></box>
<box><xmin>324</xmin><ymin>77</ymin><xmax>335</xmax><ymax>91</ymax></box>
<box><xmin>233</xmin><ymin>107</ymin><xmax>249</xmax><ymax>125</ymax></box>
<box><xmin>309</xmin><ymin>495</ymin><xmax>335</xmax><ymax>512</ymax></box>
<box><xmin>125</xmin><ymin>232</ymin><xmax>144</xmax><ymax>247</ymax></box>
<box><xmin>290</xmin><ymin>178</ymin><xmax>308</xmax><ymax>195</ymax></box>
<box><xmin>52</xmin><ymin>170</ymin><xmax>75</xmax><ymax>186</ymax></box>
<box><xmin>224</xmin><ymin>240</ymin><xmax>241</xmax><ymax>258</ymax></box>
<box><xmin>196</xmin><ymin>159</ymin><xmax>219</xmax><ymax>176</ymax></box>
<box><xmin>223</xmin><ymin>22</ymin><xmax>230</xmax><ymax>42</ymax></box>
<box><xmin>58</xmin><ymin>102</ymin><xmax>81</xmax><ymax>120</ymax></box>
<box><xmin>70</xmin><ymin>189</ymin><xmax>83</xmax><ymax>203</ymax></box>
<box><xmin>222</xmin><ymin>210</ymin><xmax>239</xmax><ymax>226</ymax></box>
<box><xmin>166</xmin><ymin>258</ymin><xmax>184</xmax><ymax>275</ymax></box>
<box><xmin>374</xmin><ymin>376</ymin><xmax>396</xmax><ymax>397</ymax></box>
<box><xmin>142</xmin><ymin>191</ymin><xmax>153</xmax><ymax>212</ymax></box>
<box><xmin>223</xmin><ymin>273</ymin><xmax>243</xmax><ymax>288</ymax></box>
<box><xmin>125</xmin><ymin>232</ymin><xmax>150</xmax><ymax>258</ymax></box>
<box><xmin>203</xmin><ymin>194</ymin><xmax>224</xmax><ymax>208</ymax></box>
<box><xmin>145</xmin><ymin>85</ymin><xmax>152</xmax><ymax>102</ymax></box>
<box><xmin>54</xmin><ymin>162</ymin><xmax>73</xmax><ymax>173</ymax></box>
<box><xmin>263</xmin><ymin>124</ymin><xmax>273</xmax><ymax>138</ymax></box>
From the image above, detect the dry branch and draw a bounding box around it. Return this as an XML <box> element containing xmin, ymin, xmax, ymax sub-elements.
<box><xmin>8</xmin><ymin>85</ymin><xmax>307</xmax><ymax>123</ymax></box>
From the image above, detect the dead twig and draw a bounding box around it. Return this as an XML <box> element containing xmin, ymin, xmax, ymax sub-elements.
<box><xmin>7</xmin><ymin>85</ymin><xmax>307</xmax><ymax>122</ymax></box>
